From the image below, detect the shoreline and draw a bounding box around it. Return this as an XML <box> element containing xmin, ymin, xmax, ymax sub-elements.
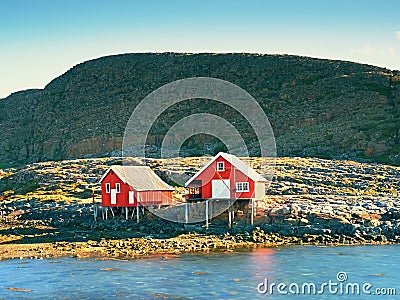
<box><xmin>0</xmin><ymin>232</ymin><xmax>397</xmax><ymax>261</ymax></box>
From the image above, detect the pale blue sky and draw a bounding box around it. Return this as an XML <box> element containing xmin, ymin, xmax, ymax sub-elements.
<box><xmin>1</xmin><ymin>0</ymin><xmax>399</xmax><ymax>98</ymax></box>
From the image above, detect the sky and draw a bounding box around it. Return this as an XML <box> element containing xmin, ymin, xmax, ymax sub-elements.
<box><xmin>1</xmin><ymin>0</ymin><xmax>400</xmax><ymax>98</ymax></box>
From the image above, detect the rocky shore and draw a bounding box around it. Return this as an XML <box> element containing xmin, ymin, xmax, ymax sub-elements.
<box><xmin>0</xmin><ymin>157</ymin><xmax>399</xmax><ymax>260</ymax></box>
<box><xmin>0</xmin><ymin>224</ymin><xmax>397</xmax><ymax>261</ymax></box>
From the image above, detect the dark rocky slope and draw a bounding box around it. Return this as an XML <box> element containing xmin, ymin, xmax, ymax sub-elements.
<box><xmin>1</xmin><ymin>53</ymin><xmax>399</xmax><ymax>166</ymax></box>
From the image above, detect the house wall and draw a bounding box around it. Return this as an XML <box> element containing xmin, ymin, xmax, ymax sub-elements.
<box><xmin>254</xmin><ymin>182</ymin><xmax>266</xmax><ymax>200</ymax></box>
<box><xmin>101</xmin><ymin>170</ymin><xmax>173</xmax><ymax>207</ymax></box>
<box><xmin>138</xmin><ymin>190</ymin><xmax>173</xmax><ymax>207</ymax></box>
<box><xmin>101</xmin><ymin>170</ymin><xmax>132</xmax><ymax>207</ymax></box>
<box><xmin>189</xmin><ymin>156</ymin><xmax>256</xmax><ymax>199</ymax></box>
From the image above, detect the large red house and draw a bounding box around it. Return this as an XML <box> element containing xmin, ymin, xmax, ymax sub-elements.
<box><xmin>100</xmin><ymin>166</ymin><xmax>173</xmax><ymax>207</ymax></box>
<box><xmin>185</xmin><ymin>152</ymin><xmax>267</xmax><ymax>200</ymax></box>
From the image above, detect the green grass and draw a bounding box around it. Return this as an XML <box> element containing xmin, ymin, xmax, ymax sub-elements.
<box><xmin>0</xmin><ymin>163</ymin><xmax>10</xmax><ymax>169</ymax></box>
<box><xmin>0</xmin><ymin>178</ymin><xmax>39</xmax><ymax>195</ymax></box>
<box><xmin>74</xmin><ymin>188</ymin><xmax>93</xmax><ymax>199</ymax></box>
<box><xmin>373</xmin><ymin>155</ymin><xmax>393</xmax><ymax>165</ymax></box>
<box><xmin>364</xmin><ymin>83</ymin><xmax>391</xmax><ymax>97</ymax></box>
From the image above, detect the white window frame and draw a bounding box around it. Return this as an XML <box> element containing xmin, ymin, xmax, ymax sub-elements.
<box><xmin>105</xmin><ymin>183</ymin><xmax>110</xmax><ymax>193</ymax></box>
<box><xmin>217</xmin><ymin>161</ymin><xmax>225</xmax><ymax>171</ymax></box>
<box><xmin>116</xmin><ymin>183</ymin><xmax>121</xmax><ymax>193</ymax></box>
<box><xmin>236</xmin><ymin>182</ymin><xmax>249</xmax><ymax>192</ymax></box>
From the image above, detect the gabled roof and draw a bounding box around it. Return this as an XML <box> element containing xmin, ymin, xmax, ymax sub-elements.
<box><xmin>100</xmin><ymin>165</ymin><xmax>173</xmax><ymax>191</ymax></box>
<box><xmin>185</xmin><ymin>152</ymin><xmax>267</xmax><ymax>186</ymax></box>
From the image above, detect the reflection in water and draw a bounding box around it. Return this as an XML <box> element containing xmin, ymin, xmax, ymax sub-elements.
<box><xmin>249</xmin><ymin>247</ymin><xmax>276</xmax><ymax>282</ymax></box>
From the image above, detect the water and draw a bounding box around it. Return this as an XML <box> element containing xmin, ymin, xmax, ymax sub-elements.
<box><xmin>0</xmin><ymin>245</ymin><xmax>398</xmax><ymax>299</ymax></box>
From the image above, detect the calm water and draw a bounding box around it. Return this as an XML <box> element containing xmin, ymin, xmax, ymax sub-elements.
<box><xmin>0</xmin><ymin>245</ymin><xmax>398</xmax><ymax>299</ymax></box>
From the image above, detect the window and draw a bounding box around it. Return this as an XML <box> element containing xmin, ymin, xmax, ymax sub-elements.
<box><xmin>116</xmin><ymin>183</ymin><xmax>120</xmax><ymax>193</ymax></box>
<box><xmin>236</xmin><ymin>182</ymin><xmax>249</xmax><ymax>192</ymax></box>
<box><xmin>188</xmin><ymin>180</ymin><xmax>202</xmax><ymax>199</ymax></box>
<box><xmin>217</xmin><ymin>162</ymin><xmax>225</xmax><ymax>171</ymax></box>
<box><xmin>106</xmin><ymin>183</ymin><xmax>110</xmax><ymax>193</ymax></box>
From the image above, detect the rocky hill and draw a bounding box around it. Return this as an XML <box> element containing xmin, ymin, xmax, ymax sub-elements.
<box><xmin>0</xmin><ymin>53</ymin><xmax>399</xmax><ymax>166</ymax></box>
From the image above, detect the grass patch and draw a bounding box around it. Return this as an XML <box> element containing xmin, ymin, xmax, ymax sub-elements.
<box><xmin>364</xmin><ymin>83</ymin><xmax>391</xmax><ymax>97</ymax></box>
<box><xmin>374</xmin><ymin>155</ymin><xmax>395</xmax><ymax>165</ymax></box>
<box><xmin>74</xmin><ymin>188</ymin><xmax>93</xmax><ymax>199</ymax></box>
<box><xmin>0</xmin><ymin>178</ymin><xmax>39</xmax><ymax>195</ymax></box>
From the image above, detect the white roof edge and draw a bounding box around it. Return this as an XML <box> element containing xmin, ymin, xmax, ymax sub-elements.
<box><xmin>185</xmin><ymin>153</ymin><xmax>223</xmax><ymax>186</ymax></box>
<box><xmin>99</xmin><ymin>165</ymin><xmax>128</xmax><ymax>184</ymax></box>
<box><xmin>99</xmin><ymin>167</ymin><xmax>112</xmax><ymax>184</ymax></box>
<box><xmin>185</xmin><ymin>152</ymin><xmax>267</xmax><ymax>186</ymax></box>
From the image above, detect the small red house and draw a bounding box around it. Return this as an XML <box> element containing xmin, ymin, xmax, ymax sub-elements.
<box><xmin>100</xmin><ymin>166</ymin><xmax>173</xmax><ymax>207</ymax></box>
<box><xmin>185</xmin><ymin>152</ymin><xmax>267</xmax><ymax>200</ymax></box>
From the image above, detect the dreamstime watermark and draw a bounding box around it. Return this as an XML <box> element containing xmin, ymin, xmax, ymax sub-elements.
<box><xmin>257</xmin><ymin>272</ymin><xmax>397</xmax><ymax>296</ymax></box>
<box><xmin>122</xmin><ymin>77</ymin><xmax>276</xmax><ymax>223</ymax></box>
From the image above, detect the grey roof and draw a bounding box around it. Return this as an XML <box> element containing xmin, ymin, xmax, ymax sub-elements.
<box><xmin>100</xmin><ymin>166</ymin><xmax>173</xmax><ymax>191</ymax></box>
<box><xmin>185</xmin><ymin>152</ymin><xmax>267</xmax><ymax>186</ymax></box>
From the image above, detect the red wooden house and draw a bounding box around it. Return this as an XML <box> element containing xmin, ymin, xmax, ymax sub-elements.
<box><xmin>185</xmin><ymin>152</ymin><xmax>267</xmax><ymax>200</ymax></box>
<box><xmin>100</xmin><ymin>166</ymin><xmax>173</xmax><ymax>207</ymax></box>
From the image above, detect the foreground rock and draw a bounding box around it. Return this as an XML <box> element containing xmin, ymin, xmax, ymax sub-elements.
<box><xmin>1</xmin><ymin>226</ymin><xmax>398</xmax><ymax>261</ymax></box>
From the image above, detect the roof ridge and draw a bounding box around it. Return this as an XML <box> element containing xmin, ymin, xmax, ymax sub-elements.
<box><xmin>101</xmin><ymin>165</ymin><xmax>173</xmax><ymax>191</ymax></box>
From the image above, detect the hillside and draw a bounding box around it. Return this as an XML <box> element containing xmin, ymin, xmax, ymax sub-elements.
<box><xmin>0</xmin><ymin>53</ymin><xmax>399</xmax><ymax>166</ymax></box>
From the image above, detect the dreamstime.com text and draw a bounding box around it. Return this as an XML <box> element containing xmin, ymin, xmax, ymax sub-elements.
<box><xmin>257</xmin><ymin>272</ymin><xmax>396</xmax><ymax>296</ymax></box>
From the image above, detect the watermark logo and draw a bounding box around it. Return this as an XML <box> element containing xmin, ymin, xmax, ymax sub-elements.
<box><xmin>122</xmin><ymin>77</ymin><xmax>276</xmax><ymax>223</ymax></box>
<box><xmin>257</xmin><ymin>272</ymin><xmax>397</xmax><ymax>296</ymax></box>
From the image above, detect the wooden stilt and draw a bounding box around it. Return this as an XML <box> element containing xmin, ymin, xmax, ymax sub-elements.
<box><xmin>185</xmin><ymin>202</ymin><xmax>189</xmax><ymax>224</ymax></box>
<box><xmin>228</xmin><ymin>200</ymin><xmax>232</xmax><ymax>229</ymax></box>
<box><xmin>110</xmin><ymin>207</ymin><xmax>115</xmax><ymax>217</ymax></box>
<box><xmin>105</xmin><ymin>207</ymin><xmax>108</xmax><ymax>220</ymax></box>
<box><xmin>125</xmin><ymin>207</ymin><xmax>128</xmax><ymax>220</ymax></box>
<box><xmin>251</xmin><ymin>199</ymin><xmax>254</xmax><ymax>225</ymax></box>
<box><xmin>205</xmin><ymin>200</ymin><xmax>209</xmax><ymax>229</ymax></box>
<box><xmin>131</xmin><ymin>207</ymin><xmax>135</xmax><ymax>219</ymax></box>
<box><xmin>92</xmin><ymin>190</ymin><xmax>96</xmax><ymax>221</ymax></box>
<box><xmin>137</xmin><ymin>205</ymin><xmax>140</xmax><ymax>223</ymax></box>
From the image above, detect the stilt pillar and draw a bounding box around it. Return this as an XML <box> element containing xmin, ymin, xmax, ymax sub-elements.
<box><xmin>205</xmin><ymin>200</ymin><xmax>209</xmax><ymax>229</ymax></box>
<box><xmin>131</xmin><ymin>207</ymin><xmax>135</xmax><ymax>219</ymax></box>
<box><xmin>228</xmin><ymin>200</ymin><xmax>232</xmax><ymax>229</ymax></box>
<box><xmin>251</xmin><ymin>199</ymin><xmax>254</xmax><ymax>225</ymax></box>
<box><xmin>185</xmin><ymin>202</ymin><xmax>189</xmax><ymax>224</ymax></box>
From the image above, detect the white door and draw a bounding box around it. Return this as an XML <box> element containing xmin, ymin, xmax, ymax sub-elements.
<box><xmin>212</xmin><ymin>179</ymin><xmax>230</xmax><ymax>198</ymax></box>
<box><xmin>111</xmin><ymin>189</ymin><xmax>117</xmax><ymax>205</ymax></box>
<box><xmin>129</xmin><ymin>191</ymin><xmax>135</xmax><ymax>204</ymax></box>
